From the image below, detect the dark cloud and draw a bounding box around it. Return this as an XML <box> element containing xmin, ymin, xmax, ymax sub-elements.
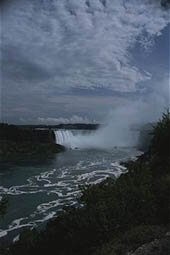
<box><xmin>2</xmin><ymin>45</ymin><xmax>52</xmax><ymax>81</ymax></box>
<box><xmin>1</xmin><ymin>0</ymin><xmax>169</xmax><ymax>123</ymax></box>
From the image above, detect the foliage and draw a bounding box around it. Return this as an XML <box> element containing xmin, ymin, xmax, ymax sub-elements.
<box><xmin>94</xmin><ymin>225</ymin><xmax>167</xmax><ymax>255</ymax></box>
<box><xmin>0</xmin><ymin>124</ymin><xmax>56</xmax><ymax>143</ymax></box>
<box><xmin>1</xmin><ymin>112</ymin><xmax>170</xmax><ymax>255</ymax></box>
<box><xmin>150</xmin><ymin>111</ymin><xmax>170</xmax><ymax>159</ymax></box>
<box><xmin>0</xmin><ymin>124</ymin><xmax>65</xmax><ymax>161</ymax></box>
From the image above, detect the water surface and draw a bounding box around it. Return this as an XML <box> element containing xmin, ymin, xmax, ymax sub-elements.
<box><xmin>0</xmin><ymin>146</ymin><xmax>141</xmax><ymax>241</ymax></box>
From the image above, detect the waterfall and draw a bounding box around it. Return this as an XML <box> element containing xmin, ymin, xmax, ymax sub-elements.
<box><xmin>55</xmin><ymin>130</ymin><xmax>76</xmax><ymax>148</ymax></box>
<box><xmin>55</xmin><ymin>127</ymin><xmax>138</xmax><ymax>150</ymax></box>
<box><xmin>55</xmin><ymin>130</ymin><xmax>92</xmax><ymax>149</ymax></box>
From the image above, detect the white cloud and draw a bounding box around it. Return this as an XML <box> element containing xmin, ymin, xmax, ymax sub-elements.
<box><xmin>1</xmin><ymin>0</ymin><xmax>169</xmax><ymax>93</ymax></box>
<box><xmin>37</xmin><ymin>115</ymin><xmax>97</xmax><ymax>124</ymax></box>
<box><xmin>1</xmin><ymin>0</ymin><xmax>170</xmax><ymax>123</ymax></box>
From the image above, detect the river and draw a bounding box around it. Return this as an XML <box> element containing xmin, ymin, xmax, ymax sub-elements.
<box><xmin>0</xmin><ymin>130</ymin><xmax>141</xmax><ymax>242</ymax></box>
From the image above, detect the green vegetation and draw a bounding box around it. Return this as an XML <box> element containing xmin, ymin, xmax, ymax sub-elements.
<box><xmin>1</xmin><ymin>112</ymin><xmax>170</xmax><ymax>254</ymax></box>
<box><xmin>0</xmin><ymin>140</ymin><xmax>65</xmax><ymax>161</ymax></box>
<box><xmin>0</xmin><ymin>124</ymin><xmax>65</xmax><ymax>161</ymax></box>
<box><xmin>0</xmin><ymin>123</ymin><xmax>56</xmax><ymax>143</ymax></box>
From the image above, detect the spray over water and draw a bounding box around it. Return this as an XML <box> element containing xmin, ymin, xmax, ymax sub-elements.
<box><xmin>55</xmin><ymin>78</ymin><xmax>169</xmax><ymax>149</ymax></box>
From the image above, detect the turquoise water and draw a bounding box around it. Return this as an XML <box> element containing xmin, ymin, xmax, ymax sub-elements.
<box><xmin>0</xmin><ymin>147</ymin><xmax>141</xmax><ymax>242</ymax></box>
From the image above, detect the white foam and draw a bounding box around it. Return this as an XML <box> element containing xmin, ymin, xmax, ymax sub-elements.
<box><xmin>13</xmin><ymin>235</ymin><xmax>20</xmax><ymax>243</ymax></box>
<box><xmin>0</xmin><ymin>230</ymin><xmax>8</xmax><ymax>238</ymax></box>
<box><xmin>0</xmin><ymin>148</ymin><xmax>141</xmax><ymax>241</ymax></box>
<box><xmin>41</xmin><ymin>212</ymin><xmax>56</xmax><ymax>221</ymax></box>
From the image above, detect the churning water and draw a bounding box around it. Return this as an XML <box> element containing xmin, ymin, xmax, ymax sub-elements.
<box><xmin>0</xmin><ymin>130</ymin><xmax>141</xmax><ymax>242</ymax></box>
<box><xmin>55</xmin><ymin>130</ymin><xmax>94</xmax><ymax>149</ymax></box>
<box><xmin>55</xmin><ymin>125</ymin><xmax>139</xmax><ymax>149</ymax></box>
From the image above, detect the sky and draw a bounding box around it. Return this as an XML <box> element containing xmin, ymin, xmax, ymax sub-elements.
<box><xmin>0</xmin><ymin>0</ymin><xmax>170</xmax><ymax>124</ymax></box>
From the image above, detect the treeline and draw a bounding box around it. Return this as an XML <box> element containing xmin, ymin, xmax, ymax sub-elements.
<box><xmin>18</xmin><ymin>123</ymin><xmax>100</xmax><ymax>130</ymax></box>
<box><xmin>0</xmin><ymin>111</ymin><xmax>168</xmax><ymax>255</ymax></box>
<box><xmin>0</xmin><ymin>124</ymin><xmax>55</xmax><ymax>143</ymax></box>
<box><xmin>0</xmin><ymin>124</ymin><xmax>65</xmax><ymax>161</ymax></box>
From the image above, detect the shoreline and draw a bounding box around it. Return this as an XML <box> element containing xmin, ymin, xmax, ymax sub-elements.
<box><xmin>0</xmin><ymin>148</ymin><xmax>140</xmax><ymax>243</ymax></box>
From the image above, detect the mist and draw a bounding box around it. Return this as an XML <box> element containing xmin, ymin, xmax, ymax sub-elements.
<box><xmin>58</xmin><ymin>77</ymin><xmax>169</xmax><ymax>149</ymax></box>
<box><xmin>91</xmin><ymin>78</ymin><xmax>169</xmax><ymax>148</ymax></box>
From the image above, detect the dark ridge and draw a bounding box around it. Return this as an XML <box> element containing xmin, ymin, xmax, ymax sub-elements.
<box><xmin>15</xmin><ymin>123</ymin><xmax>100</xmax><ymax>130</ymax></box>
<box><xmin>0</xmin><ymin>123</ymin><xmax>56</xmax><ymax>143</ymax></box>
<box><xmin>0</xmin><ymin>124</ymin><xmax>65</xmax><ymax>161</ymax></box>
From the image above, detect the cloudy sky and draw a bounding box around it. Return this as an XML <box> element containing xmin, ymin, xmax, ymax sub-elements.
<box><xmin>1</xmin><ymin>0</ymin><xmax>169</xmax><ymax>124</ymax></box>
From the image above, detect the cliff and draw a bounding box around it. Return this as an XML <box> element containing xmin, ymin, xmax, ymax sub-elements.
<box><xmin>3</xmin><ymin>112</ymin><xmax>169</xmax><ymax>255</ymax></box>
<box><xmin>0</xmin><ymin>112</ymin><xmax>169</xmax><ymax>255</ymax></box>
<box><xmin>0</xmin><ymin>124</ymin><xmax>65</xmax><ymax>160</ymax></box>
<box><xmin>0</xmin><ymin>123</ymin><xmax>56</xmax><ymax>143</ymax></box>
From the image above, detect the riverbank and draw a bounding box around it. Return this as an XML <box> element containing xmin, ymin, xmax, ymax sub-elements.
<box><xmin>0</xmin><ymin>141</ymin><xmax>65</xmax><ymax>161</ymax></box>
<box><xmin>0</xmin><ymin>112</ymin><xmax>170</xmax><ymax>255</ymax></box>
<box><xmin>0</xmin><ymin>124</ymin><xmax>65</xmax><ymax>161</ymax></box>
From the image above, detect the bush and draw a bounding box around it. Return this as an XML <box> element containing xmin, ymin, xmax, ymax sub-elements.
<box><xmin>5</xmin><ymin>112</ymin><xmax>170</xmax><ymax>255</ymax></box>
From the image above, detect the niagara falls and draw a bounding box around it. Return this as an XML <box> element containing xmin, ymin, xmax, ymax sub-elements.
<box><xmin>0</xmin><ymin>0</ymin><xmax>170</xmax><ymax>254</ymax></box>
